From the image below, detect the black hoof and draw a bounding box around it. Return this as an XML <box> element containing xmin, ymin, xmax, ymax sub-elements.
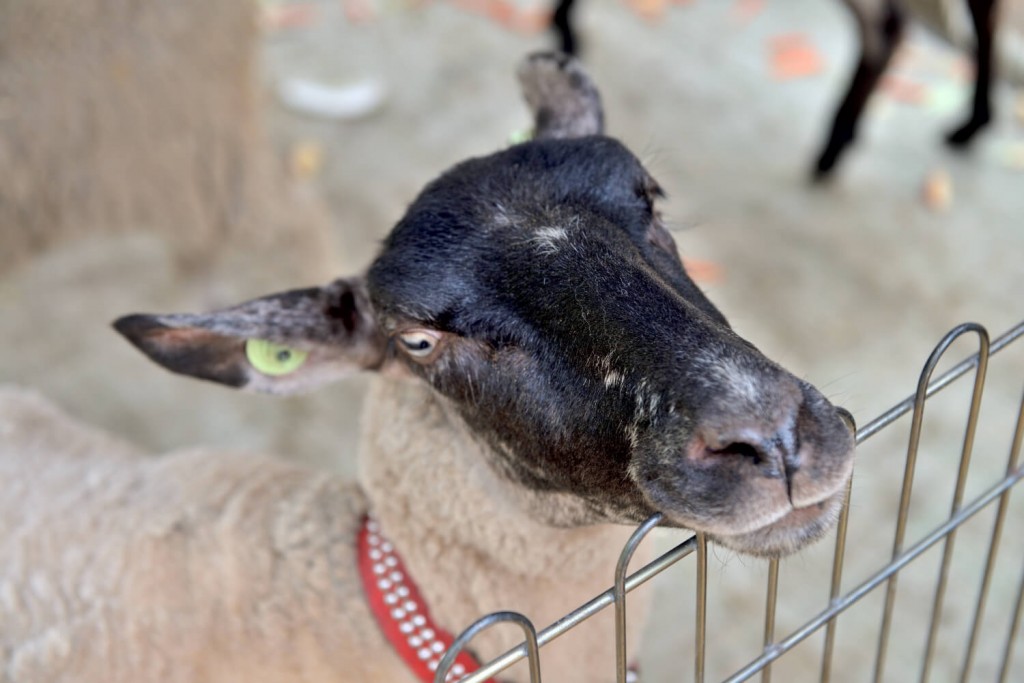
<box><xmin>812</xmin><ymin>124</ymin><xmax>857</xmax><ymax>182</ymax></box>
<box><xmin>945</xmin><ymin>113</ymin><xmax>991</xmax><ymax>148</ymax></box>
<box><xmin>812</xmin><ymin>146</ymin><xmax>844</xmax><ymax>182</ymax></box>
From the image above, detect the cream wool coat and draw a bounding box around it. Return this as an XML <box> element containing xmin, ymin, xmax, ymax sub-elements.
<box><xmin>0</xmin><ymin>383</ymin><xmax>650</xmax><ymax>683</ymax></box>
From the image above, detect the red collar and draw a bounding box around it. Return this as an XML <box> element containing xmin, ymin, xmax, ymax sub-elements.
<box><xmin>359</xmin><ymin>516</ymin><xmax>496</xmax><ymax>683</ymax></box>
<box><xmin>359</xmin><ymin>515</ymin><xmax>642</xmax><ymax>683</ymax></box>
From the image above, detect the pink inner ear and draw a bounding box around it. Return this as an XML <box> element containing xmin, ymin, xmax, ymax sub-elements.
<box><xmin>156</xmin><ymin>327</ymin><xmax>226</xmax><ymax>345</ymax></box>
<box><xmin>134</xmin><ymin>322</ymin><xmax>241</xmax><ymax>356</ymax></box>
<box><xmin>115</xmin><ymin>315</ymin><xmax>251</xmax><ymax>389</ymax></box>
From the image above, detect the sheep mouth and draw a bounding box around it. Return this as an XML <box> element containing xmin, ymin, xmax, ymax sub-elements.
<box><xmin>634</xmin><ymin>437</ymin><xmax>854</xmax><ymax>558</ymax></box>
<box><xmin>637</xmin><ymin>472</ymin><xmax>850</xmax><ymax>558</ymax></box>
<box><xmin>706</xmin><ymin>488</ymin><xmax>847</xmax><ymax>558</ymax></box>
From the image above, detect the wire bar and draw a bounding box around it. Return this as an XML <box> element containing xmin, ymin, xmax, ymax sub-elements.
<box><xmin>695</xmin><ymin>532</ymin><xmax>708</xmax><ymax>683</ymax></box>
<box><xmin>873</xmin><ymin>324</ymin><xmax>988</xmax><ymax>682</ymax></box>
<box><xmin>435</xmin><ymin>611</ymin><xmax>542</xmax><ymax>683</ymax></box>
<box><xmin>855</xmin><ymin>321</ymin><xmax>1023</xmax><ymax>445</ymax></box>
<box><xmin>722</xmin><ymin>460</ymin><xmax>1024</xmax><ymax>683</ymax></box>
<box><xmin>963</xmin><ymin>391</ymin><xmax>1024</xmax><ymax>681</ymax></box>
<box><xmin>761</xmin><ymin>559</ymin><xmax>779</xmax><ymax>683</ymax></box>
<box><xmin>819</xmin><ymin>476</ymin><xmax>854</xmax><ymax>683</ymax></box>
<box><xmin>457</xmin><ymin>534</ymin><xmax>698</xmax><ymax>683</ymax></box>
<box><xmin>614</xmin><ymin>514</ymin><xmax>663</xmax><ymax>683</ymax></box>
<box><xmin>919</xmin><ymin>327</ymin><xmax>989</xmax><ymax>682</ymax></box>
<box><xmin>998</xmin><ymin>552</ymin><xmax>1024</xmax><ymax>683</ymax></box>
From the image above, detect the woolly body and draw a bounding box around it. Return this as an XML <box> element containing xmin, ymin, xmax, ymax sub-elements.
<box><xmin>1</xmin><ymin>383</ymin><xmax>643</xmax><ymax>683</ymax></box>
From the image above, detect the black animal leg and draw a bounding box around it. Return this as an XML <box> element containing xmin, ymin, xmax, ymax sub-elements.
<box><xmin>946</xmin><ymin>0</ymin><xmax>998</xmax><ymax>146</ymax></box>
<box><xmin>813</xmin><ymin>2</ymin><xmax>905</xmax><ymax>179</ymax></box>
<box><xmin>552</xmin><ymin>0</ymin><xmax>579</xmax><ymax>55</ymax></box>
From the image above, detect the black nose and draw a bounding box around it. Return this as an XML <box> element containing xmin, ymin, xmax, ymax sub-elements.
<box><xmin>699</xmin><ymin>415</ymin><xmax>801</xmax><ymax>481</ymax></box>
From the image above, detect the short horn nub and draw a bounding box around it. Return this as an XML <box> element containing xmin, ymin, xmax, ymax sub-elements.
<box><xmin>517</xmin><ymin>51</ymin><xmax>604</xmax><ymax>140</ymax></box>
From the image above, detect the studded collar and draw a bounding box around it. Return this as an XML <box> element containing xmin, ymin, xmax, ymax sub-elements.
<box><xmin>358</xmin><ymin>515</ymin><xmax>643</xmax><ymax>683</ymax></box>
<box><xmin>358</xmin><ymin>515</ymin><xmax>495</xmax><ymax>683</ymax></box>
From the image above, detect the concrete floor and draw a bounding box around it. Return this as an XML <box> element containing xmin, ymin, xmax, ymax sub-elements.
<box><xmin>3</xmin><ymin>0</ymin><xmax>1022</xmax><ymax>680</ymax></box>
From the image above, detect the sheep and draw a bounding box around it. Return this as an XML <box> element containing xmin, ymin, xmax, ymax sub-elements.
<box><xmin>0</xmin><ymin>0</ymin><xmax>336</xmax><ymax>278</ymax></box>
<box><xmin>548</xmin><ymin>0</ymin><xmax>1013</xmax><ymax>177</ymax></box>
<box><xmin>2</xmin><ymin>53</ymin><xmax>856</xmax><ymax>683</ymax></box>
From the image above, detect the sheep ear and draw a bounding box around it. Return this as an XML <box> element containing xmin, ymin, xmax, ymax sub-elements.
<box><xmin>517</xmin><ymin>51</ymin><xmax>604</xmax><ymax>140</ymax></box>
<box><xmin>113</xmin><ymin>278</ymin><xmax>386</xmax><ymax>395</ymax></box>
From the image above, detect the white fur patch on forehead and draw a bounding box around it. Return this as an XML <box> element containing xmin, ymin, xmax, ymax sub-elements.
<box><xmin>490</xmin><ymin>202</ymin><xmax>513</xmax><ymax>228</ymax></box>
<box><xmin>531</xmin><ymin>226</ymin><xmax>570</xmax><ymax>255</ymax></box>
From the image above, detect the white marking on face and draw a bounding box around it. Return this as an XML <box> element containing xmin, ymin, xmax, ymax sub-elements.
<box><xmin>628</xmin><ymin>377</ymin><xmax>666</xmax><ymax>429</ymax></box>
<box><xmin>531</xmin><ymin>226</ymin><xmax>569</xmax><ymax>255</ymax></box>
<box><xmin>706</xmin><ymin>356</ymin><xmax>762</xmax><ymax>406</ymax></box>
<box><xmin>604</xmin><ymin>370</ymin><xmax>623</xmax><ymax>388</ymax></box>
<box><xmin>490</xmin><ymin>202</ymin><xmax>513</xmax><ymax>229</ymax></box>
<box><xmin>633</xmin><ymin>378</ymin><xmax>650</xmax><ymax>417</ymax></box>
<box><xmin>647</xmin><ymin>392</ymin><xmax>661</xmax><ymax>415</ymax></box>
<box><xmin>624</xmin><ymin>423</ymin><xmax>640</xmax><ymax>449</ymax></box>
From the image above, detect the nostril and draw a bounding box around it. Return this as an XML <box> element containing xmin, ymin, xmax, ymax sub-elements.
<box><xmin>709</xmin><ymin>441</ymin><xmax>765</xmax><ymax>464</ymax></box>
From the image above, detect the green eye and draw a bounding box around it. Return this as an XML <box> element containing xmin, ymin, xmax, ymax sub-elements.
<box><xmin>245</xmin><ymin>339</ymin><xmax>308</xmax><ymax>376</ymax></box>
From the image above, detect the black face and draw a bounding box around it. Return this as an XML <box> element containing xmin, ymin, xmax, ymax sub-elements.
<box><xmin>367</xmin><ymin>136</ymin><xmax>855</xmax><ymax>553</ymax></box>
<box><xmin>115</xmin><ymin>52</ymin><xmax>854</xmax><ymax>558</ymax></box>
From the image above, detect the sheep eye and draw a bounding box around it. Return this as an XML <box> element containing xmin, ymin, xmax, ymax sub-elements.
<box><xmin>245</xmin><ymin>339</ymin><xmax>308</xmax><ymax>376</ymax></box>
<box><xmin>397</xmin><ymin>330</ymin><xmax>440</xmax><ymax>359</ymax></box>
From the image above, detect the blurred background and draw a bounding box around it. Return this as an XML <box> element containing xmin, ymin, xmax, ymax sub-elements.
<box><xmin>1</xmin><ymin>0</ymin><xmax>1022</xmax><ymax>679</ymax></box>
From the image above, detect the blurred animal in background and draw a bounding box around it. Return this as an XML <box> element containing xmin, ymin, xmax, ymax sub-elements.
<box><xmin>0</xmin><ymin>0</ymin><xmax>345</xmax><ymax>475</ymax></box>
<box><xmin>0</xmin><ymin>0</ymin><xmax>336</xmax><ymax>279</ymax></box>
<box><xmin>813</xmin><ymin>0</ymin><xmax>999</xmax><ymax>177</ymax></box>
<box><xmin>1</xmin><ymin>53</ymin><xmax>855</xmax><ymax>683</ymax></box>
<box><xmin>549</xmin><ymin>0</ymin><xmax>1004</xmax><ymax>178</ymax></box>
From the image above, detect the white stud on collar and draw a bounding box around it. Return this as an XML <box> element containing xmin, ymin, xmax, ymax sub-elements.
<box><xmin>365</xmin><ymin>515</ymin><xmax>456</xmax><ymax>677</ymax></box>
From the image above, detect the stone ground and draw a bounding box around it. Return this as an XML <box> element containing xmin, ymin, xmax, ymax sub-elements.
<box><xmin>3</xmin><ymin>0</ymin><xmax>1023</xmax><ymax>680</ymax></box>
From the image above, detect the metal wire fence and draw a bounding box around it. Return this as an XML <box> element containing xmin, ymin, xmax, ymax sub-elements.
<box><xmin>434</xmin><ymin>320</ymin><xmax>1024</xmax><ymax>683</ymax></box>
